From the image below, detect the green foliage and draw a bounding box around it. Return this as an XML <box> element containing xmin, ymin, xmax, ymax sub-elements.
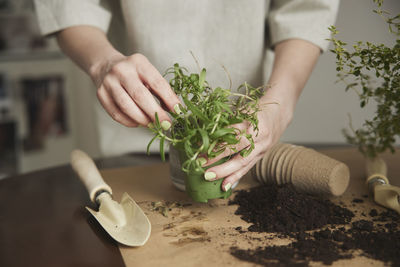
<box><xmin>147</xmin><ymin>63</ymin><xmax>265</xmax><ymax>173</ymax></box>
<box><xmin>328</xmin><ymin>0</ymin><xmax>400</xmax><ymax>158</ymax></box>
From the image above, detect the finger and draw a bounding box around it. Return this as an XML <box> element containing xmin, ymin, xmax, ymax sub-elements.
<box><xmin>103</xmin><ymin>76</ymin><xmax>151</xmax><ymax>126</ymax></box>
<box><xmin>97</xmin><ymin>86</ymin><xmax>138</xmax><ymax>127</ymax></box>
<box><xmin>137</xmin><ymin>59</ymin><xmax>181</xmax><ymax>113</ymax></box>
<box><xmin>221</xmin><ymin>157</ymin><xmax>260</xmax><ymax>192</ymax></box>
<box><xmin>220</xmin><ymin>139</ymin><xmax>275</xmax><ymax>191</ymax></box>
<box><xmin>146</xmin><ymin>84</ymin><xmax>169</xmax><ymax>111</ymax></box>
<box><xmin>205</xmin><ymin>134</ymin><xmax>251</xmax><ymax>166</ymax></box>
<box><xmin>204</xmin><ymin>122</ymin><xmax>250</xmax><ymax>165</ymax></box>
<box><xmin>204</xmin><ymin>147</ymin><xmax>260</xmax><ymax>183</ymax></box>
<box><xmin>120</xmin><ymin>74</ymin><xmax>172</xmax><ymax>125</ymax></box>
<box><xmin>229</xmin><ymin>122</ymin><xmax>249</xmax><ymax>132</ymax></box>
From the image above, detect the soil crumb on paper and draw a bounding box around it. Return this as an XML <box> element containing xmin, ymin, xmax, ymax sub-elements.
<box><xmin>168</xmin><ymin>226</ymin><xmax>210</xmax><ymax>246</ymax></box>
<box><xmin>170</xmin><ymin>236</ymin><xmax>211</xmax><ymax>247</ymax></box>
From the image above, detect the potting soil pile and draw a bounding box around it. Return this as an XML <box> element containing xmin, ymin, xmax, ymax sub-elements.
<box><xmin>229</xmin><ymin>184</ymin><xmax>400</xmax><ymax>267</ymax></box>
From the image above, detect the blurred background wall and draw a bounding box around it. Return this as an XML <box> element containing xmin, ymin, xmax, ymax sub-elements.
<box><xmin>282</xmin><ymin>0</ymin><xmax>400</xmax><ymax>144</ymax></box>
<box><xmin>0</xmin><ymin>0</ymin><xmax>398</xmax><ymax>177</ymax></box>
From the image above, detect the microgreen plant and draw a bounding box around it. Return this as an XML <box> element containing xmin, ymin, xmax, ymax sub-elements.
<box><xmin>147</xmin><ymin>63</ymin><xmax>265</xmax><ymax>173</ymax></box>
<box><xmin>328</xmin><ymin>0</ymin><xmax>400</xmax><ymax>158</ymax></box>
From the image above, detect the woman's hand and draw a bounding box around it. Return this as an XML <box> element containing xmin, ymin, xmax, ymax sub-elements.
<box><xmin>202</xmin><ymin>96</ymin><xmax>293</xmax><ymax>191</ymax></box>
<box><xmin>56</xmin><ymin>26</ymin><xmax>180</xmax><ymax>128</ymax></box>
<box><xmin>91</xmin><ymin>53</ymin><xmax>181</xmax><ymax>128</ymax></box>
<box><xmin>202</xmin><ymin>39</ymin><xmax>321</xmax><ymax>191</ymax></box>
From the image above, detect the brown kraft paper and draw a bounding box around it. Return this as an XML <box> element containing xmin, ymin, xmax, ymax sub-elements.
<box><xmin>101</xmin><ymin>147</ymin><xmax>400</xmax><ymax>267</ymax></box>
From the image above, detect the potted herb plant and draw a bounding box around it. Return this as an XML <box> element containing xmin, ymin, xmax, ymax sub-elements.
<box><xmin>147</xmin><ymin>63</ymin><xmax>264</xmax><ymax>203</ymax></box>
<box><xmin>328</xmin><ymin>0</ymin><xmax>400</xmax><ymax>211</ymax></box>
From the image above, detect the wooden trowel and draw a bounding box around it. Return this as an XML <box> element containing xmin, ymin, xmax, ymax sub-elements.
<box><xmin>366</xmin><ymin>156</ymin><xmax>400</xmax><ymax>213</ymax></box>
<box><xmin>70</xmin><ymin>150</ymin><xmax>151</xmax><ymax>246</ymax></box>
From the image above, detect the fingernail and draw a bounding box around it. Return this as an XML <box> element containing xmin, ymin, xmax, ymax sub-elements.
<box><xmin>197</xmin><ymin>157</ymin><xmax>207</xmax><ymax>166</ymax></box>
<box><xmin>223</xmin><ymin>182</ymin><xmax>232</xmax><ymax>192</ymax></box>
<box><xmin>204</xmin><ymin>171</ymin><xmax>216</xmax><ymax>181</ymax></box>
<box><xmin>174</xmin><ymin>103</ymin><xmax>183</xmax><ymax>115</ymax></box>
<box><xmin>161</xmin><ymin>120</ymin><xmax>171</xmax><ymax>131</ymax></box>
<box><xmin>147</xmin><ymin>122</ymin><xmax>154</xmax><ymax>129</ymax></box>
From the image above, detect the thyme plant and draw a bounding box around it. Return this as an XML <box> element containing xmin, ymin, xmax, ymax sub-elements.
<box><xmin>328</xmin><ymin>0</ymin><xmax>400</xmax><ymax>158</ymax></box>
<box><xmin>147</xmin><ymin>63</ymin><xmax>264</xmax><ymax>173</ymax></box>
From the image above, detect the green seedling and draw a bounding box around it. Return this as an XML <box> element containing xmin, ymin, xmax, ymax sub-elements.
<box><xmin>147</xmin><ymin>63</ymin><xmax>266</xmax><ymax>202</ymax></box>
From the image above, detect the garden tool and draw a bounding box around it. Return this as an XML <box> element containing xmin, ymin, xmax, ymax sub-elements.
<box><xmin>252</xmin><ymin>143</ymin><xmax>350</xmax><ymax>196</ymax></box>
<box><xmin>366</xmin><ymin>156</ymin><xmax>400</xmax><ymax>213</ymax></box>
<box><xmin>71</xmin><ymin>150</ymin><xmax>151</xmax><ymax>246</ymax></box>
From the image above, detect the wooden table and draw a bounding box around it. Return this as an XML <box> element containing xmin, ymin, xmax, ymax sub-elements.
<box><xmin>1</xmin><ymin>147</ymin><xmax>399</xmax><ymax>267</ymax></box>
<box><xmin>0</xmin><ymin>153</ymin><xmax>162</xmax><ymax>267</ymax></box>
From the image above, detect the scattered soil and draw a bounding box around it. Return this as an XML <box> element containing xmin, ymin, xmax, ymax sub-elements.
<box><xmin>229</xmin><ymin>184</ymin><xmax>400</xmax><ymax>266</ymax></box>
<box><xmin>149</xmin><ymin>201</ymin><xmax>191</xmax><ymax>217</ymax></box>
<box><xmin>369</xmin><ymin>209</ymin><xmax>378</xmax><ymax>217</ymax></box>
<box><xmin>352</xmin><ymin>198</ymin><xmax>364</xmax><ymax>203</ymax></box>
<box><xmin>170</xmin><ymin>236</ymin><xmax>211</xmax><ymax>247</ymax></box>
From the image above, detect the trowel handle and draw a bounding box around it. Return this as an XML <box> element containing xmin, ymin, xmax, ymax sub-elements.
<box><xmin>366</xmin><ymin>156</ymin><xmax>388</xmax><ymax>180</ymax></box>
<box><xmin>366</xmin><ymin>156</ymin><xmax>389</xmax><ymax>191</ymax></box>
<box><xmin>366</xmin><ymin>156</ymin><xmax>387</xmax><ymax>177</ymax></box>
<box><xmin>71</xmin><ymin>149</ymin><xmax>112</xmax><ymax>203</ymax></box>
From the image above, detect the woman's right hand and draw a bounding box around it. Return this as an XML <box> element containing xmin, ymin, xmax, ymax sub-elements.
<box><xmin>90</xmin><ymin>53</ymin><xmax>181</xmax><ymax>129</ymax></box>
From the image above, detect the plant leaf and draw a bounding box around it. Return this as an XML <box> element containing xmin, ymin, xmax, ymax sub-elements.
<box><xmin>198</xmin><ymin>129</ymin><xmax>210</xmax><ymax>153</ymax></box>
<box><xmin>183</xmin><ymin>95</ymin><xmax>208</xmax><ymax>122</ymax></box>
<box><xmin>160</xmin><ymin>136</ymin><xmax>166</xmax><ymax>161</ymax></box>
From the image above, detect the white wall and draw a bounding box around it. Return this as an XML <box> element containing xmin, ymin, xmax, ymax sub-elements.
<box><xmin>69</xmin><ymin>67</ymin><xmax>101</xmax><ymax>157</ymax></box>
<box><xmin>282</xmin><ymin>0</ymin><xmax>400</xmax><ymax>144</ymax></box>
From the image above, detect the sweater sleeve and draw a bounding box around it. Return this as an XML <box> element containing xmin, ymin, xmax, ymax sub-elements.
<box><xmin>33</xmin><ymin>0</ymin><xmax>112</xmax><ymax>35</ymax></box>
<box><xmin>268</xmin><ymin>0</ymin><xmax>339</xmax><ymax>52</ymax></box>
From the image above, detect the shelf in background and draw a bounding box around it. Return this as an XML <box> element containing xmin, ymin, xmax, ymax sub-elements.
<box><xmin>0</xmin><ymin>50</ymin><xmax>64</xmax><ymax>62</ymax></box>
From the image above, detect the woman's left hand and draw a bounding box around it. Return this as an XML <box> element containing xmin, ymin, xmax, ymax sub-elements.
<box><xmin>203</xmin><ymin>97</ymin><xmax>293</xmax><ymax>192</ymax></box>
<box><xmin>202</xmin><ymin>38</ymin><xmax>322</xmax><ymax>191</ymax></box>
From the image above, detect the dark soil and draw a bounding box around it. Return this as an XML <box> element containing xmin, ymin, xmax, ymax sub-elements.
<box><xmin>229</xmin><ymin>184</ymin><xmax>400</xmax><ymax>266</ymax></box>
<box><xmin>352</xmin><ymin>198</ymin><xmax>364</xmax><ymax>203</ymax></box>
<box><xmin>229</xmin><ymin>184</ymin><xmax>354</xmax><ymax>235</ymax></box>
<box><xmin>369</xmin><ymin>209</ymin><xmax>378</xmax><ymax>217</ymax></box>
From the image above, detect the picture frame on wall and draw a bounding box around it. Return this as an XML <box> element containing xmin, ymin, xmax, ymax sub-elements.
<box><xmin>0</xmin><ymin>73</ymin><xmax>13</xmax><ymax>121</ymax></box>
<box><xmin>19</xmin><ymin>75</ymin><xmax>68</xmax><ymax>152</ymax></box>
<box><xmin>0</xmin><ymin>120</ymin><xmax>18</xmax><ymax>179</ymax></box>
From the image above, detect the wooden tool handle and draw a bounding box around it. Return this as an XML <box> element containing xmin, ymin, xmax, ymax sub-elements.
<box><xmin>365</xmin><ymin>156</ymin><xmax>389</xmax><ymax>192</ymax></box>
<box><xmin>70</xmin><ymin>149</ymin><xmax>112</xmax><ymax>203</ymax></box>
<box><xmin>366</xmin><ymin>156</ymin><xmax>388</xmax><ymax>178</ymax></box>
